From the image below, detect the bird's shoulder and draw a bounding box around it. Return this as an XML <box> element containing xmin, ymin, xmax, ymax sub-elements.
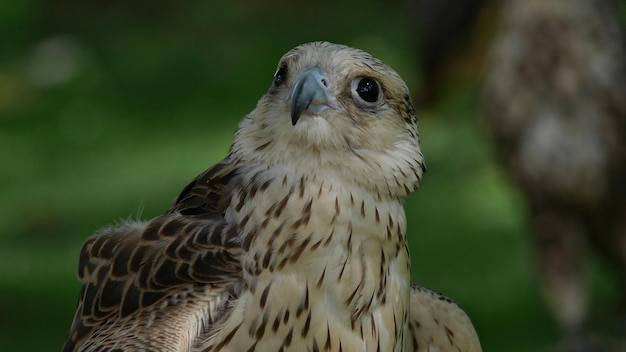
<box><xmin>169</xmin><ymin>157</ymin><xmax>240</xmax><ymax>216</ymax></box>
<box><xmin>408</xmin><ymin>285</ymin><xmax>482</xmax><ymax>352</ymax></box>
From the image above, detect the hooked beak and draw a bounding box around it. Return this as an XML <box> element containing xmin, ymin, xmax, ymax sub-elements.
<box><xmin>289</xmin><ymin>66</ymin><xmax>331</xmax><ymax>125</ymax></box>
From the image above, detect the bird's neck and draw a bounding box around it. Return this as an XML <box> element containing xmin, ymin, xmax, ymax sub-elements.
<box><xmin>229</xmin><ymin>130</ymin><xmax>422</xmax><ymax>201</ymax></box>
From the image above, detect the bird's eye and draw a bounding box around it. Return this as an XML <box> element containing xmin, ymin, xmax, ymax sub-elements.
<box><xmin>352</xmin><ymin>77</ymin><xmax>382</xmax><ymax>106</ymax></box>
<box><xmin>274</xmin><ymin>64</ymin><xmax>288</xmax><ymax>86</ymax></box>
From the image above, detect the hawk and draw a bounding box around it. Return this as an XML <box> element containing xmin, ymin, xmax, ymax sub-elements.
<box><xmin>483</xmin><ymin>0</ymin><xmax>626</xmax><ymax>343</ymax></box>
<box><xmin>63</xmin><ymin>41</ymin><xmax>481</xmax><ymax>352</ymax></box>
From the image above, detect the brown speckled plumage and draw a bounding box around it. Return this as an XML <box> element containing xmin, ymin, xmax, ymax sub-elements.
<box><xmin>63</xmin><ymin>41</ymin><xmax>481</xmax><ymax>352</ymax></box>
<box><xmin>483</xmin><ymin>0</ymin><xmax>626</xmax><ymax>338</ymax></box>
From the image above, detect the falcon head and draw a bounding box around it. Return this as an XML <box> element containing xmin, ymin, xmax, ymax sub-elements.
<box><xmin>231</xmin><ymin>41</ymin><xmax>424</xmax><ymax>197</ymax></box>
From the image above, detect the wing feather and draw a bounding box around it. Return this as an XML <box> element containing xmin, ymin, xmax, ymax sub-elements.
<box><xmin>63</xmin><ymin>159</ymin><xmax>243</xmax><ymax>352</ymax></box>
<box><xmin>170</xmin><ymin>158</ymin><xmax>239</xmax><ymax>216</ymax></box>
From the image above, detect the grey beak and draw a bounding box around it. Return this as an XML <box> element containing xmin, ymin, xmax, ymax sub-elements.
<box><xmin>289</xmin><ymin>66</ymin><xmax>331</xmax><ymax>125</ymax></box>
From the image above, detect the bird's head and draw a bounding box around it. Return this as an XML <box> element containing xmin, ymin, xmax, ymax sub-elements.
<box><xmin>231</xmin><ymin>41</ymin><xmax>425</xmax><ymax>197</ymax></box>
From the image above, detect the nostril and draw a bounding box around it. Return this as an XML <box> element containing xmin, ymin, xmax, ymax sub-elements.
<box><xmin>321</xmin><ymin>78</ymin><xmax>329</xmax><ymax>88</ymax></box>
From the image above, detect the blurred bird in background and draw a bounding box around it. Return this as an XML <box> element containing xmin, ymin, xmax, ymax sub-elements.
<box><xmin>483</xmin><ymin>0</ymin><xmax>626</xmax><ymax>348</ymax></box>
<box><xmin>413</xmin><ymin>0</ymin><xmax>626</xmax><ymax>348</ymax></box>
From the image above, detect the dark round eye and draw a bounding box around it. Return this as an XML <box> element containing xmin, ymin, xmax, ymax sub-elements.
<box><xmin>274</xmin><ymin>64</ymin><xmax>288</xmax><ymax>86</ymax></box>
<box><xmin>353</xmin><ymin>77</ymin><xmax>381</xmax><ymax>104</ymax></box>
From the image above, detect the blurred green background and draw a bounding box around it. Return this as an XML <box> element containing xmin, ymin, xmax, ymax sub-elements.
<box><xmin>0</xmin><ymin>0</ymin><xmax>621</xmax><ymax>351</ymax></box>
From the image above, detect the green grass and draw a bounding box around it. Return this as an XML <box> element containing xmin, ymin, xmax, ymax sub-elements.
<box><xmin>0</xmin><ymin>1</ymin><xmax>622</xmax><ymax>351</ymax></box>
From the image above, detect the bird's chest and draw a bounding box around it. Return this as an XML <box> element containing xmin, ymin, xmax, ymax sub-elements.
<box><xmin>209</xmin><ymin>174</ymin><xmax>411</xmax><ymax>351</ymax></box>
<box><xmin>232</xmin><ymin>247</ymin><xmax>411</xmax><ymax>352</ymax></box>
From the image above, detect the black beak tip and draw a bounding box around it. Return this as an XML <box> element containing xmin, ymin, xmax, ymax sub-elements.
<box><xmin>290</xmin><ymin>99</ymin><xmax>307</xmax><ymax>126</ymax></box>
<box><xmin>291</xmin><ymin>111</ymin><xmax>300</xmax><ymax>126</ymax></box>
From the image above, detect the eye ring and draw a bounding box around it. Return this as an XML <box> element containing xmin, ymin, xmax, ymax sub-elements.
<box><xmin>274</xmin><ymin>64</ymin><xmax>288</xmax><ymax>86</ymax></box>
<box><xmin>351</xmin><ymin>77</ymin><xmax>382</xmax><ymax>106</ymax></box>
